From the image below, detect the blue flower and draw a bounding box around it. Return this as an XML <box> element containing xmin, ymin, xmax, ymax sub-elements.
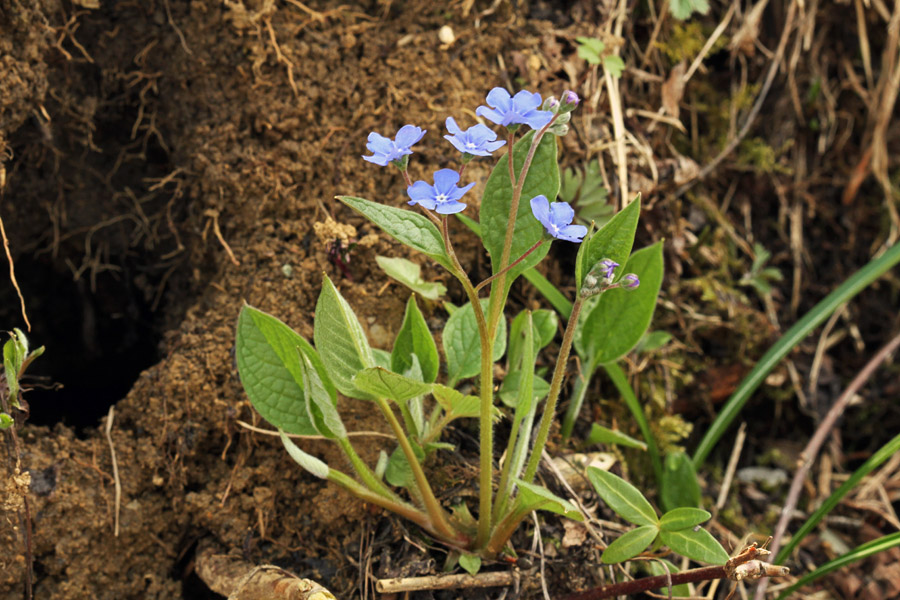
<box><xmin>407</xmin><ymin>169</ymin><xmax>475</xmax><ymax>214</ymax></box>
<box><xmin>444</xmin><ymin>117</ymin><xmax>506</xmax><ymax>156</ymax></box>
<box><xmin>362</xmin><ymin>125</ymin><xmax>426</xmax><ymax>166</ymax></box>
<box><xmin>530</xmin><ymin>195</ymin><xmax>587</xmax><ymax>243</ymax></box>
<box><xmin>476</xmin><ymin>88</ymin><xmax>554</xmax><ymax>130</ymax></box>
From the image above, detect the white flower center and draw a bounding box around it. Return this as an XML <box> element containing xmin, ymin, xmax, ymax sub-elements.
<box><xmin>466</xmin><ymin>141</ymin><xmax>476</xmax><ymax>149</ymax></box>
<box><xmin>435</xmin><ymin>193</ymin><xmax>449</xmax><ymax>203</ymax></box>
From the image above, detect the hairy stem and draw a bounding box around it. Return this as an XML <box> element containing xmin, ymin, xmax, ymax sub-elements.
<box><xmin>475</xmin><ymin>240</ymin><xmax>545</xmax><ymax>293</ymax></box>
<box><xmin>522</xmin><ymin>296</ymin><xmax>584</xmax><ymax>483</ymax></box>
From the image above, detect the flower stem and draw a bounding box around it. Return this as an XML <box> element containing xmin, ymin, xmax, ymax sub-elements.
<box><xmin>522</xmin><ymin>295</ymin><xmax>584</xmax><ymax>483</ymax></box>
<box><xmin>474</xmin><ymin>240</ymin><xmax>545</xmax><ymax>293</ymax></box>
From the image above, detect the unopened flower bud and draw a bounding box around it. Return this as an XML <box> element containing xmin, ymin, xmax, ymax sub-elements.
<box><xmin>543</xmin><ymin>96</ymin><xmax>560</xmax><ymax>112</ymax></box>
<box><xmin>621</xmin><ymin>273</ymin><xmax>640</xmax><ymax>289</ymax></box>
<box><xmin>559</xmin><ymin>90</ymin><xmax>580</xmax><ymax>113</ymax></box>
<box><xmin>581</xmin><ymin>258</ymin><xmax>619</xmax><ymax>296</ymax></box>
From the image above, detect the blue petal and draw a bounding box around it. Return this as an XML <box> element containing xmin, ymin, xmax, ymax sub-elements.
<box><xmin>447</xmin><ymin>181</ymin><xmax>476</xmax><ymax>201</ymax></box>
<box><xmin>485</xmin><ymin>87</ymin><xmax>512</xmax><ymax>111</ymax></box>
<box><xmin>407</xmin><ymin>180</ymin><xmax>436</xmax><ymax>202</ymax></box>
<box><xmin>511</xmin><ymin>90</ymin><xmax>542</xmax><ymax>111</ymax></box>
<box><xmin>444</xmin><ymin>135</ymin><xmax>469</xmax><ymax>154</ymax></box>
<box><xmin>482</xmin><ymin>139</ymin><xmax>506</xmax><ymax>152</ymax></box>
<box><xmin>395</xmin><ymin>125</ymin><xmax>425</xmax><ymax>148</ymax></box>
<box><xmin>558</xmin><ymin>224</ymin><xmax>587</xmax><ymax>242</ymax></box>
<box><xmin>530</xmin><ymin>195</ymin><xmax>551</xmax><ymax>227</ymax></box>
<box><xmin>523</xmin><ymin>110</ymin><xmax>554</xmax><ymax>130</ymax></box>
<box><xmin>445</xmin><ymin>117</ymin><xmax>463</xmax><ymax>136</ymax></box>
<box><xmin>476</xmin><ymin>106</ymin><xmax>504</xmax><ymax>125</ymax></box>
<box><xmin>549</xmin><ymin>201</ymin><xmax>576</xmax><ymax>227</ymax></box>
<box><xmin>468</xmin><ymin>123</ymin><xmax>497</xmax><ymax>143</ymax></box>
<box><xmin>366</xmin><ymin>132</ymin><xmax>394</xmax><ymax>154</ymax></box>
<box><xmin>362</xmin><ymin>154</ymin><xmax>390</xmax><ymax>166</ymax></box>
<box><xmin>432</xmin><ymin>168</ymin><xmax>461</xmax><ymax>191</ymax></box>
<box><xmin>435</xmin><ymin>199</ymin><xmax>466</xmax><ymax>214</ymax></box>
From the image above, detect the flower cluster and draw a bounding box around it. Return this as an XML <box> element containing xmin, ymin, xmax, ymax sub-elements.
<box><xmin>363</xmin><ymin>88</ymin><xmax>589</xmax><ymax>243</ymax></box>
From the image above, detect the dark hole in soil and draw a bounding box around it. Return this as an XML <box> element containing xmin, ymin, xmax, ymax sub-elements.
<box><xmin>0</xmin><ymin>254</ymin><xmax>162</xmax><ymax>432</ymax></box>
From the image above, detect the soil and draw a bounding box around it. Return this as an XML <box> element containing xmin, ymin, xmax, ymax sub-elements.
<box><xmin>1</xmin><ymin>1</ymin><xmax>899</xmax><ymax>599</ymax></box>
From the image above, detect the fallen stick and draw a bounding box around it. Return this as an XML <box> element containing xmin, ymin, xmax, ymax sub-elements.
<box><xmin>375</xmin><ymin>569</ymin><xmax>522</xmax><ymax>594</ymax></box>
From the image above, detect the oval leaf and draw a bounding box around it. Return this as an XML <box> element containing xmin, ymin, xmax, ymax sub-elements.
<box><xmin>375</xmin><ymin>255</ymin><xmax>447</xmax><ymax>301</ymax></box>
<box><xmin>314</xmin><ymin>275</ymin><xmax>376</xmax><ymax>399</ymax></box>
<box><xmin>659</xmin><ymin>507</ymin><xmax>711</xmax><ymax>532</ymax></box>
<box><xmin>442</xmin><ymin>299</ymin><xmax>507</xmax><ymax>386</ymax></box>
<box><xmin>480</xmin><ymin>131</ymin><xmax>557</xmax><ymax>287</ymax></box>
<box><xmin>236</xmin><ymin>305</ymin><xmax>336</xmax><ymax>435</ymax></box>
<box><xmin>661</xmin><ymin>451</ymin><xmax>702</xmax><ymax>511</ymax></box>
<box><xmin>659</xmin><ymin>528</ymin><xmax>730</xmax><ymax>565</ymax></box>
<box><xmin>580</xmin><ymin>241</ymin><xmax>664</xmax><ymax>366</ymax></box>
<box><xmin>391</xmin><ymin>296</ymin><xmax>440</xmax><ymax>383</ymax></box>
<box><xmin>586</xmin><ymin>424</ymin><xmax>647</xmax><ymax>451</ymax></box>
<box><xmin>279</xmin><ymin>430</ymin><xmax>329</xmax><ymax>479</ymax></box>
<box><xmin>601</xmin><ymin>524</ymin><xmax>659</xmax><ymax>564</ymax></box>
<box><xmin>587</xmin><ymin>467</ymin><xmax>658</xmax><ymax>526</ymax></box>
<box><xmin>337</xmin><ymin>196</ymin><xmax>451</xmax><ymax>269</ymax></box>
<box><xmin>298</xmin><ymin>351</ymin><xmax>346</xmax><ymax>439</ymax></box>
<box><xmin>577</xmin><ymin>195</ymin><xmax>641</xmax><ymax>288</ymax></box>
<box><xmin>352</xmin><ymin>367</ymin><xmax>432</xmax><ymax>403</ymax></box>
<box><xmin>514</xmin><ymin>479</ymin><xmax>583</xmax><ymax>521</ymax></box>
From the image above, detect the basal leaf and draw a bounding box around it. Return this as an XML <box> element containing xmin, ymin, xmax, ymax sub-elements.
<box><xmin>352</xmin><ymin>367</ymin><xmax>432</xmax><ymax>403</ymax></box>
<box><xmin>586</xmin><ymin>424</ymin><xmax>647</xmax><ymax>451</ymax></box>
<box><xmin>443</xmin><ymin>299</ymin><xmax>507</xmax><ymax>386</ymax></box>
<box><xmin>314</xmin><ymin>275</ymin><xmax>376</xmax><ymax>399</ymax></box>
<box><xmin>298</xmin><ymin>351</ymin><xmax>346</xmax><ymax>439</ymax></box>
<box><xmin>581</xmin><ymin>241</ymin><xmax>664</xmax><ymax>366</ymax></box>
<box><xmin>659</xmin><ymin>528</ymin><xmax>730</xmax><ymax>565</ymax></box>
<box><xmin>507</xmin><ymin>308</ymin><xmax>558</xmax><ymax>370</ymax></box>
<box><xmin>601</xmin><ymin>525</ymin><xmax>659</xmax><ymax>563</ymax></box>
<box><xmin>280</xmin><ymin>430</ymin><xmax>329</xmax><ymax>479</ymax></box>
<box><xmin>480</xmin><ymin>131</ymin><xmax>558</xmax><ymax>287</ymax></box>
<box><xmin>459</xmin><ymin>553</ymin><xmax>482</xmax><ymax>576</ymax></box>
<box><xmin>391</xmin><ymin>296</ymin><xmax>439</xmax><ymax>383</ymax></box>
<box><xmin>337</xmin><ymin>196</ymin><xmax>451</xmax><ymax>270</ymax></box>
<box><xmin>236</xmin><ymin>305</ymin><xmax>336</xmax><ymax>435</ymax></box>
<box><xmin>578</xmin><ymin>195</ymin><xmax>641</xmax><ymax>289</ymax></box>
<box><xmin>498</xmin><ymin>371</ymin><xmax>549</xmax><ymax>409</ymax></box>
<box><xmin>661</xmin><ymin>451</ymin><xmax>701</xmax><ymax>511</ymax></box>
<box><xmin>384</xmin><ymin>442</ymin><xmax>425</xmax><ymax>488</ymax></box>
<box><xmin>514</xmin><ymin>479</ymin><xmax>583</xmax><ymax>521</ymax></box>
<box><xmin>659</xmin><ymin>507</ymin><xmax>711</xmax><ymax>532</ymax></box>
<box><xmin>587</xmin><ymin>467</ymin><xmax>658</xmax><ymax>527</ymax></box>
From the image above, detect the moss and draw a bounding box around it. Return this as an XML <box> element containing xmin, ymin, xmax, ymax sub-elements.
<box><xmin>656</xmin><ymin>22</ymin><xmax>729</xmax><ymax>64</ymax></box>
<box><xmin>737</xmin><ymin>137</ymin><xmax>794</xmax><ymax>174</ymax></box>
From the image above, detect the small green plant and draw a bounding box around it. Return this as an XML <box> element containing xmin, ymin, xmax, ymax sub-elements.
<box><xmin>576</xmin><ymin>37</ymin><xmax>625</xmax><ymax>78</ymax></box>
<box><xmin>1</xmin><ymin>328</ymin><xmax>44</xmax><ymax>429</ymax></box>
<box><xmin>235</xmin><ymin>88</ymin><xmax>671</xmax><ymax>560</ymax></box>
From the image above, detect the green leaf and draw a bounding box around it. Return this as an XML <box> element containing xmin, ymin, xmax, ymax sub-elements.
<box><xmin>314</xmin><ymin>275</ymin><xmax>376</xmax><ymax>399</ymax></box>
<box><xmin>514</xmin><ymin>479</ymin><xmax>583</xmax><ymax>521</ymax></box>
<box><xmin>508</xmin><ymin>309</ymin><xmax>558</xmax><ymax>370</ymax></box>
<box><xmin>372</xmin><ymin>348</ymin><xmax>392</xmax><ymax>370</ymax></box>
<box><xmin>236</xmin><ymin>305</ymin><xmax>336</xmax><ymax>435</ymax></box>
<box><xmin>432</xmin><ymin>384</ymin><xmax>479</xmax><ymax>419</ymax></box>
<box><xmin>3</xmin><ymin>329</ymin><xmax>28</xmax><ymax>407</ymax></box>
<box><xmin>391</xmin><ymin>296</ymin><xmax>440</xmax><ymax>383</ymax></box>
<box><xmin>442</xmin><ymin>299</ymin><xmax>507</xmax><ymax>386</ymax></box>
<box><xmin>280</xmin><ymin>430</ymin><xmax>329</xmax><ymax>479</ymax></box>
<box><xmin>659</xmin><ymin>507</ymin><xmax>711</xmax><ymax>532</ymax></box>
<box><xmin>352</xmin><ymin>367</ymin><xmax>432</xmax><ymax>403</ymax></box>
<box><xmin>601</xmin><ymin>525</ymin><xmax>659</xmax><ymax>563</ymax></box>
<box><xmin>0</xmin><ymin>413</ymin><xmax>13</xmax><ymax>429</ymax></box>
<box><xmin>576</xmin><ymin>36</ymin><xmax>605</xmax><ymax>64</ymax></box>
<box><xmin>337</xmin><ymin>196</ymin><xmax>451</xmax><ymax>270</ymax></box>
<box><xmin>458</xmin><ymin>553</ymin><xmax>481</xmax><ymax>576</ymax></box>
<box><xmin>661</xmin><ymin>451</ymin><xmax>701</xmax><ymax>511</ymax></box>
<box><xmin>659</xmin><ymin>528</ymin><xmax>729</xmax><ymax>565</ymax></box>
<box><xmin>587</xmin><ymin>467</ymin><xmax>658</xmax><ymax>527</ymax></box>
<box><xmin>375</xmin><ymin>255</ymin><xmax>447</xmax><ymax>301</ymax></box>
<box><xmin>298</xmin><ymin>351</ymin><xmax>346</xmax><ymax>439</ymax></box>
<box><xmin>669</xmin><ymin>0</ymin><xmax>710</xmax><ymax>21</ymax></box>
<box><xmin>498</xmin><ymin>371</ymin><xmax>549</xmax><ymax>408</ymax></box>
<box><xmin>384</xmin><ymin>442</ymin><xmax>425</xmax><ymax>488</ymax></box>
<box><xmin>635</xmin><ymin>330</ymin><xmax>672</xmax><ymax>354</ymax></box>
<box><xmin>579</xmin><ymin>242</ymin><xmax>664</xmax><ymax>365</ymax></box>
<box><xmin>586</xmin><ymin>424</ymin><xmax>647</xmax><ymax>451</ymax></box>
<box><xmin>480</xmin><ymin>130</ymin><xmax>558</xmax><ymax>287</ymax></box>
<box><xmin>578</xmin><ymin>195</ymin><xmax>641</xmax><ymax>289</ymax></box>
<box><xmin>603</xmin><ymin>55</ymin><xmax>625</xmax><ymax>78</ymax></box>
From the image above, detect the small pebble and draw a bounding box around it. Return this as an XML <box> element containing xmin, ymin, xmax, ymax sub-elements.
<box><xmin>438</xmin><ymin>25</ymin><xmax>455</xmax><ymax>45</ymax></box>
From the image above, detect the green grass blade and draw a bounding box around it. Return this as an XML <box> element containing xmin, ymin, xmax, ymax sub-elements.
<box><xmin>775</xmin><ymin>532</ymin><xmax>900</xmax><ymax>600</ymax></box>
<box><xmin>692</xmin><ymin>242</ymin><xmax>900</xmax><ymax>467</ymax></box>
<box><xmin>775</xmin><ymin>432</ymin><xmax>900</xmax><ymax>564</ymax></box>
<box><xmin>605</xmin><ymin>361</ymin><xmax>663</xmax><ymax>486</ymax></box>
